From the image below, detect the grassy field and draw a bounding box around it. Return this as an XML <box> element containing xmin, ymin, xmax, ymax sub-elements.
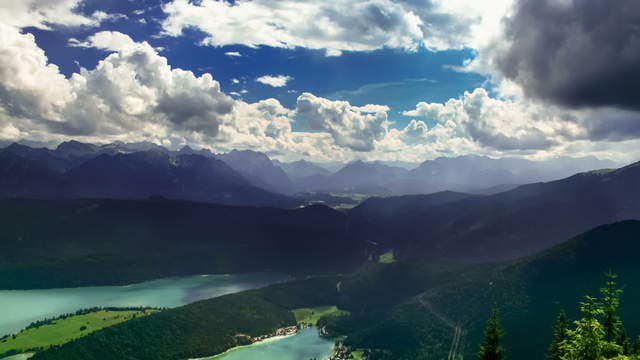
<box><xmin>378</xmin><ymin>250</ymin><xmax>395</xmax><ymax>264</ymax></box>
<box><xmin>0</xmin><ymin>309</ymin><xmax>157</xmax><ymax>355</ymax></box>
<box><xmin>329</xmin><ymin>193</ymin><xmax>371</xmax><ymax>210</ymax></box>
<box><xmin>292</xmin><ymin>306</ymin><xmax>349</xmax><ymax>325</ymax></box>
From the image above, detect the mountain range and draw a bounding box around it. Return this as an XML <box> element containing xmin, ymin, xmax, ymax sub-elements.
<box><xmin>348</xmin><ymin>161</ymin><xmax>640</xmax><ymax>261</ymax></box>
<box><xmin>0</xmin><ymin>142</ymin><xmax>297</xmax><ymax>207</ymax></box>
<box><xmin>1</xmin><ymin>155</ymin><xmax>639</xmax><ymax>288</ymax></box>
<box><xmin>0</xmin><ymin>141</ymin><xmax>621</xmax><ymax>207</ymax></box>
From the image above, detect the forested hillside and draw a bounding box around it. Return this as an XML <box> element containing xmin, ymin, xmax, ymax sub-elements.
<box><xmin>0</xmin><ymin>198</ymin><xmax>361</xmax><ymax>289</ymax></box>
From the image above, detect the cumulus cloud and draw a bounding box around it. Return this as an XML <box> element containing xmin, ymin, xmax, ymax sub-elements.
<box><xmin>1</xmin><ymin>28</ymin><xmax>234</xmax><ymax>139</ymax></box>
<box><xmin>403</xmin><ymin>88</ymin><xmax>590</xmax><ymax>150</ymax></box>
<box><xmin>0</xmin><ymin>0</ymin><xmax>124</xmax><ymax>30</ymax></box>
<box><xmin>296</xmin><ymin>93</ymin><xmax>389</xmax><ymax>151</ymax></box>
<box><xmin>224</xmin><ymin>51</ymin><xmax>242</xmax><ymax>57</ymax></box>
<box><xmin>2</xmin><ymin>22</ymin><xmax>639</xmax><ymax>164</ymax></box>
<box><xmin>68</xmin><ymin>31</ymin><xmax>139</xmax><ymax>51</ymax></box>
<box><xmin>160</xmin><ymin>0</ymin><xmax>480</xmax><ymax>55</ymax></box>
<box><xmin>0</xmin><ymin>24</ymin><xmax>73</xmax><ymax>124</ymax></box>
<box><xmin>256</xmin><ymin>75</ymin><xmax>293</xmax><ymax>88</ymax></box>
<box><xmin>0</xmin><ymin>27</ymin><xmax>384</xmax><ymax>162</ymax></box>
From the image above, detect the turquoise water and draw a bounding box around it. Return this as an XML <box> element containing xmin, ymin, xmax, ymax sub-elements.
<box><xmin>0</xmin><ymin>273</ymin><xmax>291</xmax><ymax>336</ymax></box>
<box><xmin>205</xmin><ymin>327</ymin><xmax>335</xmax><ymax>360</ymax></box>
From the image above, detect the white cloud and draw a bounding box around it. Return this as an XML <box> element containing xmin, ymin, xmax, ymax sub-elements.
<box><xmin>224</xmin><ymin>51</ymin><xmax>242</xmax><ymax>57</ymax></box>
<box><xmin>0</xmin><ymin>24</ymin><xmax>73</xmax><ymax>124</ymax></box>
<box><xmin>68</xmin><ymin>31</ymin><xmax>139</xmax><ymax>51</ymax></box>
<box><xmin>160</xmin><ymin>0</ymin><xmax>481</xmax><ymax>55</ymax></box>
<box><xmin>295</xmin><ymin>92</ymin><xmax>389</xmax><ymax>151</ymax></box>
<box><xmin>91</xmin><ymin>11</ymin><xmax>128</xmax><ymax>23</ymax></box>
<box><xmin>0</xmin><ymin>27</ymin><xmax>356</xmax><ymax>162</ymax></box>
<box><xmin>1</xmin><ymin>28</ymin><xmax>234</xmax><ymax>140</ymax></box>
<box><xmin>2</xmin><ymin>25</ymin><xmax>639</xmax><ymax>164</ymax></box>
<box><xmin>231</xmin><ymin>78</ymin><xmax>240</xmax><ymax>84</ymax></box>
<box><xmin>403</xmin><ymin>88</ymin><xmax>587</xmax><ymax>150</ymax></box>
<box><xmin>256</xmin><ymin>75</ymin><xmax>293</xmax><ymax>88</ymax></box>
<box><xmin>0</xmin><ymin>0</ymin><xmax>127</xmax><ymax>30</ymax></box>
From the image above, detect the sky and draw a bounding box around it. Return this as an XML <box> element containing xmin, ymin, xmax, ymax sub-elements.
<box><xmin>0</xmin><ymin>0</ymin><xmax>639</xmax><ymax>163</ymax></box>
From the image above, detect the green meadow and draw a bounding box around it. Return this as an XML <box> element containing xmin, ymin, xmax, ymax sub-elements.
<box><xmin>0</xmin><ymin>309</ymin><xmax>157</xmax><ymax>356</ymax></box>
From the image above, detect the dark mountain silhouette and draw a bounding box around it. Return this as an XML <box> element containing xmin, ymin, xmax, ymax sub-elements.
<box><xmin>0</xmin><ymin>145</ymin><xmax>64</xmax><ymax>198</ymax></box>
<box><xmin>62</xmin><ymin>151</ymin><xmax>297</xmax><ymax>206</ymax></box>
<box><xmin>177</xmin><ymin>145</ymin><xmax>215</xmax><ymax>157</ymax></box>
<box><xmin>349</xmin><ymin>161</ymin><xmax>640</xmax><ymax>261</ymax></box>
<box><xmin>1</xmin><ymin>143</ymin><xmax>72</xmax><ymax>172</ymax></box>
<box><xmin>0</xmin><ymin>143</ymin><xmax>299</xmax><ymax>207</ymax></box>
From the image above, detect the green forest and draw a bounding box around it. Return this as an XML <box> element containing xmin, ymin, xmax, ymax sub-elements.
<box><xmin>479</xmin><ymin>272</ymin><xmax>640</xmax><ymax>360</ymax></box>
<box><xmin>23</xmin><ymin>221</ymin><xmax>640</xmax><ymax>360</ymax></box>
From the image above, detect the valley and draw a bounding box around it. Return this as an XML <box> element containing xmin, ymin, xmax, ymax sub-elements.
<box><xmin>1</xmin><ymin>2</ymin><xmax>638</xmax><ymax>358</ymax></box>
<box><xmin>1</xmin><ymin>142</ymin><xmax>639</xmax><ymax>360</ymax></box>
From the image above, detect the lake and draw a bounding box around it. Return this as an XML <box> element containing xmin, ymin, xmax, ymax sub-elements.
<box><xmin>0</xmin><ymin>272</ymin><xmax>291</xmax><ymax>336</ymax></box>
<box><xmin>203</xmin><ymin>327</ymin><xmax>335</xmax><ymax>360</ymax></box>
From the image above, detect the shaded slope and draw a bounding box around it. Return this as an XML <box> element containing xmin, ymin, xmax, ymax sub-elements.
<box><xmin>344</xmin><ymin>220</ymin><xmax>640</xmax><ymax>359</ymax></box>
<box><xmin>0</xmin><ymin>198</ymin><xmax>360</xmax><ymax>289</ymax></box>
<box><xmin>349</xmin><ymin>161</ymin><xmax>640</xmax><ymax>261</ymax></box>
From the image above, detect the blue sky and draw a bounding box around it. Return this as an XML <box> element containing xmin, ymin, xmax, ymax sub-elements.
<box><xmin>25</xmin><ymin>0</ymin><xmax>486</xmax><ymax>131</ymax></box>
<box><xmin>1</xmin><ymin>0</ymin><xmax>638</xmax><ymax>163</ymax></box>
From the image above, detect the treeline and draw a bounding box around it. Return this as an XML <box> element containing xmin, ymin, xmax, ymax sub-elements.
<box><xmin>479</xmin><ymin>272</ymin><xmax>640</xmax><ymax>360</ymax></box>
<box><xmin>21</xmin><ymin>307</ymin><xmax>160</xmax><ymax>332</ymax></box>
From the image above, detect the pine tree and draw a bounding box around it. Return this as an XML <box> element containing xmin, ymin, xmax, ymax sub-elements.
<box><xmin>561</xmin><ymin>295</ymin><xmax>625</xmax><ymax>360</ymax></box>
<box><xmin>632</xmin><ymin>336</ymin><xmax>640</xmax><ymax>356</ymax></box>
<box><xmin>601</xmin><ymin>271</ymin><xmax>623</xmax><ymax>344</ymax></box>
<box><xmin>562</xmin><ymin>296</ymin><xmax>606</xmax><ymax>360</ymax></box>
<box><xmin>478</xmin><ymin>307</ymin><xmax>504</xmax><ymax>360</ymax></box>
<box><xmin>548</xmin><ymin>310</ymin><xmax>569</xmax><ymax>360</ymax></box>
<box><xmin>618</xmin><ymin>329</ymin><xmax>631</xmax><ymax>356</ymax></box>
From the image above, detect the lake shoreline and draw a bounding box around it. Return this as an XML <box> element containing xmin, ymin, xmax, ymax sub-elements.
<box><xmin>0</xmin><ymin>272</ymin><xmax>291</xmax><ymax>337</ymax></box>
<box><xmin>193</xmin><ymin>326</ymin><xmax>334</xmax><ymax>360</ymax></box>
<box><xmin>190</xmin><ymin>334</ymin><xmax>297</xmax><ymax>360</ymax></box>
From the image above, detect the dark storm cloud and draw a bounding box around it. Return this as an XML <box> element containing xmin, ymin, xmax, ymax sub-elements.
<box><xmin>584</xmin><ymin>109</ymin><xmax>640</xmax><ymax>141</ymax></box>
<box><xmin>496</xmin><ymin>0</ymin><xmax>640</xmax><ymax>111</ymax></box>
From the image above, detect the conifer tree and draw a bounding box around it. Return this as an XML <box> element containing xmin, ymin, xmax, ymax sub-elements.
<box><xmin>618</xmin><ymin>329</ymin><xmax>631</xmax><ymax>356</ymax></box>
<box><xmin>601</xmin><ymin>271</ymin><xmax>623</xmax><ymax>344</ymax></box>
<box><xmin>562</xmin><ymin>296</ymin><xmax>606</xmax><ymax>360</ymax></box>
<box><xmin>478</xmin><ymin>307</ymin><xmax>504</xmax><ymax>360</ymax></box>
<box><xmin>548</xmin><ymin>310</ymin><xmax>569</xmax><ymax>360</ymax></box>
